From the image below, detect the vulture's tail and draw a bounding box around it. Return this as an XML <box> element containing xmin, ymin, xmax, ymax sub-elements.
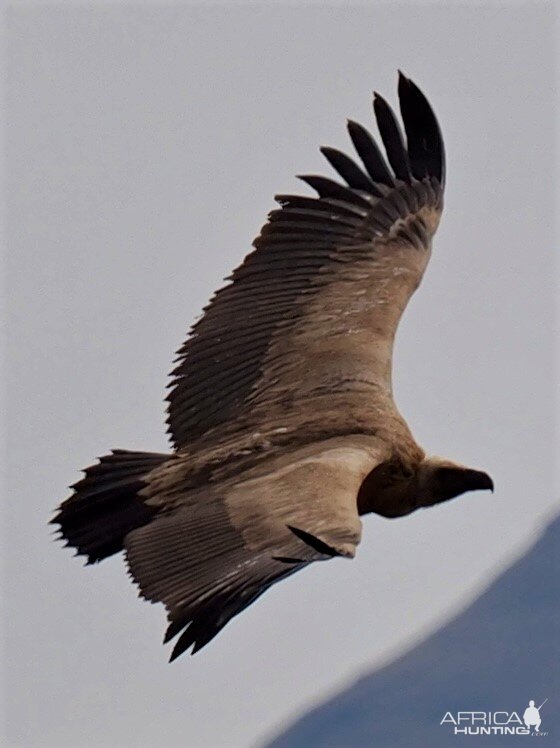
<box><xmin>51</xmin><ymin>449</ymin><xmax>169</xmax><ymax>564</ymax></box>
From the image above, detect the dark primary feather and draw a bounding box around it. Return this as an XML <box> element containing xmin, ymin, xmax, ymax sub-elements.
<box><xmin>319</xmin><ymin>147</ymin><xmax>381</xmax><ymax>195</ymax></box>
<box><xmin>166</xmin><ymin>73</ymin><xmax>445</xmax><ymax>452</ymax></box>
<box><xmin>346</xmin><ymin>119</ymin><xmax>395</xmax><ymax>186</ymax></box>
<box><xmin>373</xmin><ymin>93</ymin><xmax>411</xmax><ymax>181</ymax></box>
<box><xmin>296</xmin><ymin>175</ymin><xmax>372</xmax><ymax>208</ymax></box>
<box><xmin>398</xmin><ymin>72</ymin><xmax>446</xmax><ymax>185</ymax></box>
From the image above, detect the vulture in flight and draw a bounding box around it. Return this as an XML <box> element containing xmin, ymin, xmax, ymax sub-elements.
<box><xmin>53</xmin><ymin>73</ymin><xmax>493</xmax><ymax>661</ymax></box>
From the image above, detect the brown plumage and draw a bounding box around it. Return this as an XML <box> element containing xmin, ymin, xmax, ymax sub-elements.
<box><xmin>52</xmin><ymin>73</ymin><xmax>493</xmax><ymax>660</ymax></box>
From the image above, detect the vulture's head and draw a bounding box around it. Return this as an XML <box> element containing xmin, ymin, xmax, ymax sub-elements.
<box><xmin>415</xmin><ymin>457</ymin><xmax>494</xmax><ymax>509</ymax></box>
<box><xmin>359</xmin><ymin>456</ymin><xmax>493</xmax><ymax>518</ymax></box>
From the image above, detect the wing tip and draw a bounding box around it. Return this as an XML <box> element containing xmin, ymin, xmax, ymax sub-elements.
<box><xmin>396</xmin><ymin>71</ymin><xmax>446</xmax><ymax>186</ymax></box>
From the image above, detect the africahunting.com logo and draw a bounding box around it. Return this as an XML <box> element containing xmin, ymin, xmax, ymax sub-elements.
<box><xmin>440</xmin><ymin>699</ymin><xmax>548</xmax><ymax>736</ymax></box>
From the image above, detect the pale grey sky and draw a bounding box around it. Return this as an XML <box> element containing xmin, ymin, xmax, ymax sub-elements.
<box><xmin>4</xmin><ymin>2</ymin><xmax>557</xmax><ymax>747</ymax></box>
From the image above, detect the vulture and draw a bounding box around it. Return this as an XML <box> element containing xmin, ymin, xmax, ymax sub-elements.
<box><xmin>52</xmin><ymin>73</ymin><xmax>493</xmax><ymax>661</ymax></box>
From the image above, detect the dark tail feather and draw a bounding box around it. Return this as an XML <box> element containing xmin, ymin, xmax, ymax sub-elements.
<box><xmin>51</xmin><ymin>449</ymin><xmax>170</xmax><ymax>564</ymax></box>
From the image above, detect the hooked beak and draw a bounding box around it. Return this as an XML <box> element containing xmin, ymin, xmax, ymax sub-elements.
<box><xmin>464</xmin><ymin>469</ymin><xmax>494</xmax><ymax>493</ymax></box>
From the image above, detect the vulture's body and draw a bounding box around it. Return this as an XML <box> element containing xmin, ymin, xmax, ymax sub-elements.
<box><xmin>53</xmin><ymin>74</ymin><xmax>492</xmax><ymax>660</ymax></box>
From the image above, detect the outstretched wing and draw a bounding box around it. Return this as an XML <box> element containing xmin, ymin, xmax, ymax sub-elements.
<box><xmin>125</xmin><ymin>435</ymin><xmax>388</xmax><ymax>658</ymax></box>
<box><xmin>167</xmin><ymin>73</ymin><xmax>445</xmax><ymax>450</ymax></box>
